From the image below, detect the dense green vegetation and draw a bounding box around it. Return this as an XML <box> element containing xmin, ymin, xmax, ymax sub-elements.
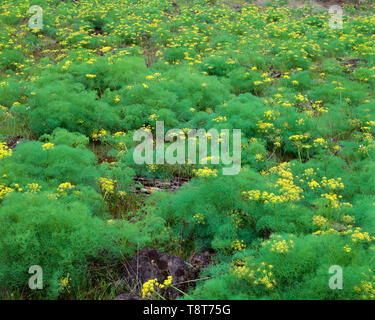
<box><xmin>0</xmin><ymin>0</ymin><xmax>374</xmax><ymax>299</ymax></box>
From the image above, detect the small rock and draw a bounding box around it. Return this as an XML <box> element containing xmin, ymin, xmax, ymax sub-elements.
<box><xmin>188</xmin><ymin>251</ymin><xmax>211</xmax><ymax>278</ymax></box>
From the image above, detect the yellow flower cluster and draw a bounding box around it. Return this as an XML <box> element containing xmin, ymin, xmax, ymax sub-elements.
<box><xmin>262</xmin><ymin>192</ymin><xmax>288</xmax><ymax>204</ymax></box>
<box><xmin>113</xmin><ymin>131</ymin><xmax>127</xmax><ymax>137</ymax></box>
<box><xmin>101</xmin><ymin>46</ymin><xmax>112</xmax><ymax>53</ymax></box>
<box><xmin>26</xmin><ymin>183</ymin><xmax>42</xmax><ymax>193</ymax></box>
<box><xmin>193</xmin><ymin>213</ymin><xmax>205</xmax><ymax>225</ymax></box>
<box><xmin>342</xmin><ymin>215</ymin><xmax>355</xmax><ymax>224</ymax></box>
<box><xmin>267</xmin><ymin>162</ymin><xmax>293</xmax><ymax>180</ymax></box>
<box><xmin>232</xmin><ymin>261</ymin><xmax>276</xmax><ymax>290</ymax></box>
<box><xmin>313</xmin><ymin>225</ymin><xmax>375</xmax><ymax>246</ymax></box>
<box><xmin>274</xmin><ymin>177</ymin><xmax>304</xmax><ymax>202</ymax></box>
<box><xmin>270</xmin><ymin>239</ymin><xmax>295</xmax><ymax>253</ymax></box>
<box><xmin>212</xmin><ymin>116</ymin><xmax>227</xmax><ymax>122</ymax></box>
<box><xmin>262</xmin><ymin>234</ymin><xmax>294</xmax><ymax>253</ymax></box>
<box><xmin>344</xmin><ymin>245</ymin><xmax>352</xmax><ymax>253</ymax></box>
<box><xmin>311</xmin><ymin>101</ymin><xmax>328</xmax><ymax>115</ymax></box>
<box><xmin>263</xmin><ymin>236</ymin><xmax>295</xmax><ymax>254</ymax></box>
<box><xmin>61</xmin><ymin>60</ymin><xmax>72</xmax><ymax>70</ymax></box>
<box><xmin>289</xmin><ymin>134</ymin><xmax>309</xmax><ymax>141</ymax></box>
<box><xmin>312</xmin><ymin>228</ymin><xmax>339</xmax><ymax>236</ymax></box>
<box><xmin>350</xmin><ymin>228</ymin><xmax>373</xmax><ymax>243</ymax></box>
<box><xmin>99</xmin><ymin>177</ymin><xmax>116</xmax><ymax>194</ymax></box>
<box><xmin>232</xmin><ymin>264</ymin><xmax>253</xmax><ymax>279</ymax></box>
<box><xmin>0</xmin><ymin>142</ymin><xmax>12</xmax><ymax>159</ymax></box>
<box><xmin>313</xmin><ymin>138</ymin><xmax>327</xmax><ymax>147</ymax></box>
<box><xmin>313</xmin><ymin>215</ymin><xmax>328</xmax><ymax>227</ymax></box>
<box><xmin>321</xmin><ymin>192</ymin><xmax>341</xmax><ymax>209</ymax></box>
<box><xmin>60</xmin><ymin>274</ymin><xmax>72</xmax><ymax>293</ymax></box>
<box><xmin>295</xmin><ymin>93</ymin><xmax>307</xmax><ymax>102</ymax></box>
<box><xmin>0</xmin><ymin>105</ymin><xmax>13</xmax><ymax>121</ymax></box>
<box><xmin>227</xmin><ymin>210</ymin><xmax>245</xmax><ymax>229</ymax></box>
<box><xmin>92</xmin><ymin>129</ymin><xmax>107</xmax><ymax>141</ymax></box>
<box><xmin>308</xmin><ymin>179</ymin><xmax>320</xmax><ymax>190</ymax></box>
<box><xmin>354</xmin><ymin>271</ymin><xmax>375</xmax><ymax>300</ymax></box>
<box><xmin>256</xmin><ymin>120</ymin><xmax>274</xmax><ymax>134</ymax></box>
<box><xmin>244</xmin><ymin>163</ymin><xmax>303</xmax><ymax>205</ymax></box>
<box><xmin>321</xmin><ymin>177</ymin><xmax>344</xmax><ymax>190</ymax></box>
<box><xmin>57</xmin><ymin>182</ymin><xmax>75</xmax><ymax>193</ymax></box>
<box><xmin>232</xmin><ymin>239</ymin><xmax>246</xmax><ymax>252</ymax></box>
<box><xmin>263</xmin><ymin>110</ymin><xmax>278</xmax><ymax>121</ymax></box>
<box><xmin>303</xmin><ymin>168</ymin><xmax>316</xmax><ymax>176</ymax></box>
<box><xmin>0</xmin><ymin>183</ymin><xmax>14</xmax><ymax>200</ymax></box>
<box><xmin>192</xmin><ymin>167</ymin><xmax>218</xmax><ymax>178</ymax></box>
<box><xmin>243</xmin><ymin>190</ymin><xmax>261</xmax><ymax>201</ymax></box>
<box><xmin>141</xmin><ymin>276</ymin><xmax>173</xmax><ymax>298</ymax></box>
<box><xmin>300</xmin><ymin>171</ymin><xmax>347</xmax><ymax>208</ymax></box>
<box><xmin>149</xmin><ymin>113</ymin><xmax>158</xmax><ymax>121</ymax></box>
<box><xmin>42</xmin><ymin>142</ymin><xmax>55</xmax><ymax>151</ymax></box>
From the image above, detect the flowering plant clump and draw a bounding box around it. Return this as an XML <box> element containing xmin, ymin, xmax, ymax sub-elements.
<box><xmin>192</xmin><ymin>167</ymin><xmax>218</xmax><ymax>178</ymax></box>
<box><xmin>98</xmin><ymin>177</ymin><xmax>116</xmax><ymax>195</ymax></box>
<box><xmin>60</xmin><ymin>274</ymin><xmax>72</xmax><ymax>293</ymax></box>
<box><xmin>354</xmin><ymin>271</ymin><xmax>375</xmax><ymax>300</ymax></box>
<box><xmin>231</xmin><ymin>260</ymin><xmax>276</xmax><ymax>290</ymax></box>
<box><xmin>141</xmin><ymin>276</ymin><xmax>174</xmax><ymax>299</ymax></box>
<box><xmin>350</xmin><ymin>228</ymin><xmax>373</xmax><ymax>243</ymax></box>
<box><xmin>262</xmin><ymin>235</ymin><xmax>295</xmax><ymax>254</ymax></box>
